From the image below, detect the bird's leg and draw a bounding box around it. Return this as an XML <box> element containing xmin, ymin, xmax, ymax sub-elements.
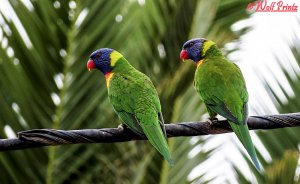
<box><xmin>206</xmin><ymin>106</ymin><xmax>218</xmax><ymax>125</ymax></box>
<box><xmin>207</xmin><ymin>117</ymin><xmax>219</xmax><ymax>125</ymax></box>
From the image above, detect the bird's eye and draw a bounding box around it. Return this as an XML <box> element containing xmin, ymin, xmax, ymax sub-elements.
<box><xmin>94</xmin><ymin>52</ymin><xmax>102</xmax><ymax>59</ymax></box>
<box><xmin>95</xmin><ymin>53</ymin><xmax>101</xmax><ymax>58</ymax></box>
<box><xmin>189</xmin><ymin>42</ymin><xmax>194</xmax><ymax>47</ymax></box>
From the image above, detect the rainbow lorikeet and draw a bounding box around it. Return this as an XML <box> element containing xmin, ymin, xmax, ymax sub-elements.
<box><xmin>87</xmin><ymin>48</ymin><xmax>173</xmax><ymax>165</ymax></box>
<box><xmin>180</xmin><ymin>38</ymin><xmax>261</xmax><ymax>170</ymax></box>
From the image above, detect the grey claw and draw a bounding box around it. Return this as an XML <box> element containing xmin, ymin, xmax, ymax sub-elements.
<box><xmin>117</xmin><ymin>124</ymin><xmax>126</xmax><ymax>130</ymax></box>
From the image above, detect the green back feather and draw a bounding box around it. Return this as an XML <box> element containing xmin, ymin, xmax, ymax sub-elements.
<box><xmin>107</xmin><ymin>57</ymin><xmax>173</xmax><ymax>165</ymax></box>
<box><xmin>195</xmin><ymin>43</ymin><xmax>261</xmax><ymax>170</ymax></box>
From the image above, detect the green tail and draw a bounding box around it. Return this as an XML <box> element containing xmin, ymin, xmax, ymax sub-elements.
<box><xmin>229</xmin><ymin>121</ymin><xmax>261</xmax><ymax>170</ymax></box>
<box><xmin>141</xmin><ymin>124</ymin><xmax>173</xmax><ymax>166</ymax></box>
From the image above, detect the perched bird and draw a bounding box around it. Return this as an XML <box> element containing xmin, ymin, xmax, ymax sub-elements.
<box><xmin>180</xmin><ymin>38</ymin><xmax>261</xmax><ymax>170</ymax></box>
<box><xmin>87</xmin><ymin>48</ymin><xmax>173</xmax><ymax>165</ymax></box>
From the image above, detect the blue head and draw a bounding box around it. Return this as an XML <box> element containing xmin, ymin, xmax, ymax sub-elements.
<box><xmin>180</xmin><ymin>38</ymin><xmax>208</xmax><ymax>63</ymax></box>
<box><xmin>87</xmin><ymin>48</ymin><xmax>123</xmax><ymax>75</ymax></box>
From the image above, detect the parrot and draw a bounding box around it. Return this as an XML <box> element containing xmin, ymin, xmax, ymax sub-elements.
<box><xmin>179</xmin><ymin>38</ymin><xmax>261</xmax><ymax>170</ymax></box>
<box><xmin>87</xmin><ymin>48</ymin><xmax>173</xmax><ymax>165</ymax></box>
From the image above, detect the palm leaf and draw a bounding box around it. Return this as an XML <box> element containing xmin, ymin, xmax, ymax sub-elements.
<box><xmin>0</xmin><ymin>0</ymin><xmax>252</xmax><ymax>183</ymax></box>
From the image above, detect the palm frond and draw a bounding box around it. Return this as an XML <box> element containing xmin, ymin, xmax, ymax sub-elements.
<box><xmin>0</xmin><ymin>0</ymin><xmax>253</xmax><ymax>183</ymax></box>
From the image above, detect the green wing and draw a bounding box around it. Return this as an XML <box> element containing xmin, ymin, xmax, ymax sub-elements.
<box><xmin>136</xmin><ymin>110</ymin><xmax>173</xmax><ymax>165</ymax></box>
<box><xmin>117</xmin><ymin>111</ymin><xmax>167</xmax><ymax>138</ymax></box>
<box><xmin>195</xmin><ymin>58</ymin><xmax>260</xmax><ymax>170</ymax></box>
<box><xmin>196</xmin><ymin>59</ymin><xmax>248</xmax><ymax>124</ymax></box>
<box><xmin>117</xmin><ymin>111</ymin><xmax>143</xmax><ymax>134</ymax></box>
<box><xmin>108</xmin><ymin>71</ymin><xmax>172</xmax><ymax>165</ymax></box>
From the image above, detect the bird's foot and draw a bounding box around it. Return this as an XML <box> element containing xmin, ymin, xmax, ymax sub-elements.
<box><xmin>207</xmin><ymin>117</ymin><xmax>218</xmax><ymax>125</ymax></box>
<box><xmin>117</xmin><ymin>124</ymin><xmax>127</xmax><ymax>131</ymax></box>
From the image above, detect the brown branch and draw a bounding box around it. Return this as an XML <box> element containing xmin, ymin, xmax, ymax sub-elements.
<box><xmin>1</xmin><ymin>113</ymin><xmax>300</xmax><ymax>152</ymax></box>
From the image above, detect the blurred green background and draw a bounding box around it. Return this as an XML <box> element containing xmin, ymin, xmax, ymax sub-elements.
<box><xmin>0</xmin><ymin>0</ymin><xmax>300</xmax><ymax>183</ymax></box>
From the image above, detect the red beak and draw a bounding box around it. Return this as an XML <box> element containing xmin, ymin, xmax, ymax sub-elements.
<box><xmin>87</xmin><ymin>59</ymin><xmax>96</xmax><ymax>71</ymax></box>
<box><xmin>180</xmin><ymin>50</ymin><xmax>189</xmax><ymax>62</ymax></box>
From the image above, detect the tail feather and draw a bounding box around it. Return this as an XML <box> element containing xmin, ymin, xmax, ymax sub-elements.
<box><xmin>141</xmin><ymin>123</ymin><xmax>173</xmax><ymax>166</ymax></box>
<box><xmin>229</xmin><ymin>121</ymin><xmax>261</xmax><ymax>170</ymax></box>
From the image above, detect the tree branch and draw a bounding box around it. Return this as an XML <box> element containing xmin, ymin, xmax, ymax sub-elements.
<box><xmin>1</xmin><ymin>113</ymin><xmax>300</xmax><ymax>152</ymax></box>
